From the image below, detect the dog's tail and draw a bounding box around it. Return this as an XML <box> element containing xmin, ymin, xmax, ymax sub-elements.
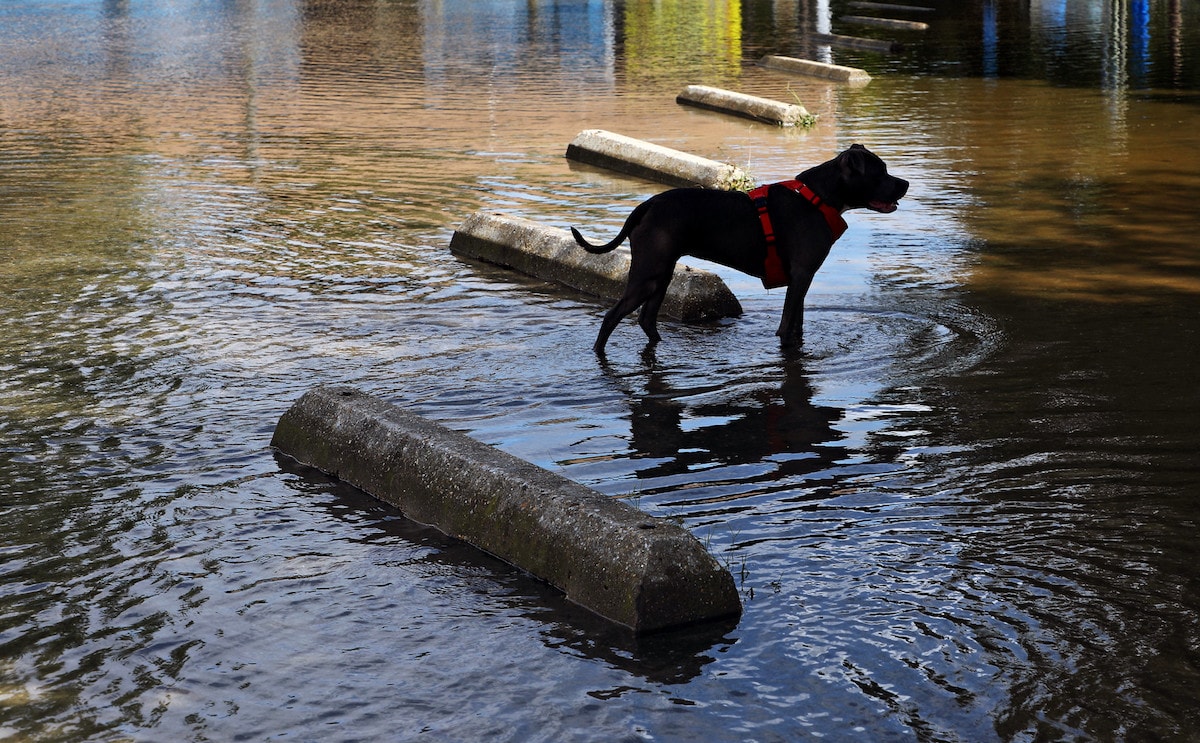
<box><xmin>570</xmin><ymin>226</ymin><xmax>623</xmax><ymax>254</ymax></box>
<box><xmin>570</xmin><ymin>201</ymin><xmax>649</xmax><ymax>254</ymax></box>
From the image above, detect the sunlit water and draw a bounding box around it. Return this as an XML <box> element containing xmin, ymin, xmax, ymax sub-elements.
<box><xmin>2</xmin><ymin>1</ymin><xmax>1199</xmax><ymax>741</ymax></box>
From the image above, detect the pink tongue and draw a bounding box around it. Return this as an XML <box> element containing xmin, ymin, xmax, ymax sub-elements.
<box><xmin>870</xmin><ymin>201</ymin><xmax>898</xmax><ymax>213</ymax></box>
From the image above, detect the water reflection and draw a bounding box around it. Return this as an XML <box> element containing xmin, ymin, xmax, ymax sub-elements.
<box><xmin>3</xmin><ymin>0</ymin><xmax>1200</xmax><ymax>740</ymax></box>
<box><xmin>623</xmin><ymin>0</ymin><xmax>743</xmax><ymax>83</ymax></box>
<box><xmin>609</xmin><ymin>357</ymin><xmax>845</xmax><ymax>489</ymax></box>
<box><xmin>283</xmin><ymin>459</ymin><xmax>739</xmax><ymax>686</ymax></box>
<box><xmin>891</xmin><ymin>0</ymin><xmax>1199</xmax><ymax>90</ymax></box>
<box><xmin>919</xmin><ymin>79</ymin><xmax>1200</xmax><ymax>301</ymax></box>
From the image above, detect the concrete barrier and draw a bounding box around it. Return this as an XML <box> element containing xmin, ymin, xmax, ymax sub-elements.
<box><xmin>271</xmin><ymin>386</ymin><xmax>743</xmax><ymax>633</ymax></box>
<box><xmin>676</xmin><ymin>85</ymin><xmax>816</xmax><ymax>128</ymax></box>
<box><xmin>758</xmin><ymin>55</ymin><xmax>872</xmax><ymax>85</ymax></box>
<box><xmin>565</xmin><ymin>129</ymin><xmax>753</xmax><ymax>190</ymax></box>
<box><xmin>810</xmin><ymin>32</ymin><xmax>904</xmax><ymax>53</ymax></box>
<box><xmin>848</xmin><ymin>1</ymin><xmax>934</xmax><ymax>13</ymax></box>
<box><xmin>840</xmin><ymin>15</ymin><xmax>930</xmax><ymax>31</ymax></box>
<box><xmin>449</xmin><ymin>211</ymin><xmax>742</xmax><ymax>323</ymax></box>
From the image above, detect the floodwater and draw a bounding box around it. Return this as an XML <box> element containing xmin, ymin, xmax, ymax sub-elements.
<box><xmin>2</xmin><ymin>0</ymin><xmax>1198</xmax><ymax>740</ymax></box>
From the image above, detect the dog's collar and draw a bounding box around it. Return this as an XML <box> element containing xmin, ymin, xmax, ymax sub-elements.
<box><xmin>749</xmin><ymin>180</ymin><xmax>847</xmax><ymax>240</ymax></box>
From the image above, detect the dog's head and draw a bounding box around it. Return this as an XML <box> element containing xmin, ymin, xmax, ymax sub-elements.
<box><xmin>799</xmin><ymin>144</ymin><xmax>909</xmax><ymax>213</ymax></box>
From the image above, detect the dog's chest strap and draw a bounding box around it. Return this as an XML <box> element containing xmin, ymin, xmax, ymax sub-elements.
<box><xmin>748</xmin><ymin>180</ymin><xmax>848</xmax><ymax>289</ymax></box>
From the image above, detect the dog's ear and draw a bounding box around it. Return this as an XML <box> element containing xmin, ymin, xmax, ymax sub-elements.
<box><xmin>840</xmin><ymin>145</ymin><xmax>868</xmax><ymax>177</ymax></box>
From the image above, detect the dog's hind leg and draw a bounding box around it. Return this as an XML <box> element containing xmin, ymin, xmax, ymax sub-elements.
<box><xmin>593</xmin><ymin>274</ymin><xmax>669</xmax><ymax>353</ymax></box>
<box><xmin>593</xmin><ymin>301</ymin><xmax>631</xmax><ymax>354</ymax></box>
<box><xmin>636</xmin><ymin>280</ymin><xmax>670</xmax><ymax>346</ymax></box>
<box><xmin>594</xmin><ymin>226</ymin><xmax>679</xmax><ymax>354</ymax></box>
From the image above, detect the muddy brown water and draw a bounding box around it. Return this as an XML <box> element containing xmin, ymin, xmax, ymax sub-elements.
<box><xmin>2</xmin><ymin>1</ymin><xmax>1198</xmax><ymax>741</ymax></box>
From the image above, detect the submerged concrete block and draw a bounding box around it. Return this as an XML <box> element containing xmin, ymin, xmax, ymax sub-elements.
<box><xmin>758</xmin><ymin>55</ymin><xmax>872</xmax><ymax>86</ymax></box>
<box><xmin>565</xmin><ymin>129</ymin><xmax>752</xmax><ymax>190</ymax></box>
<box><xmin>449</xmin><ymin>211</ymin><xmax>742</xmax><ymax>323</ymax></box>
<box><xmin>840</xmin><ymin>15</ymin><xmax>930</xmax><ymax>31</ymax></box>
<box><xmin>271</xmin><ymin>386</ymin><xmax>743</xmax><ymax>633</ymax></box>
<box><xmin>676</xmin><ymin>85</ymin><xmax>816</xmax><ymax>128</ymax></box>
<box><xmin>847</xmin><ymin>1</ymin><xmax>935</xmax><ymax>12</ymax></box>
<box><xmin>810</xmin><ymin>32</ymin><xmax>904</xmax><ymax>53</ymax></box>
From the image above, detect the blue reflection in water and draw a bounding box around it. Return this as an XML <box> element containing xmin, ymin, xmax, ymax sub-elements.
<box><xmin>1130</xmin><ymin>0</ymin><xmax>1152</xmax><ymax>85</ymax></box>
<box><xmin>982</xmin><ymin>0</ymin><xmax>998</xmax><ymax>78</ymax></box>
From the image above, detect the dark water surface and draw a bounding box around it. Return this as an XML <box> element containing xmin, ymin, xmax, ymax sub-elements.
<box><xmin>3</xmin><ymin>1</ymin><xmax>1199</xmax><ymax>741</ymax></box>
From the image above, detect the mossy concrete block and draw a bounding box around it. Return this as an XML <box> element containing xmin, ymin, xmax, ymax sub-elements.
<box><xmin>271</xmin><ymin>386</ymin><xmax>743</xmax><ymax>633</ymax></box>
<box><xmin>449</xmin><ymin>211</ymin><xmax>742</xmax><ymax>323</ymax></box>
<box><xmin>758</xmin><ymin>54</ymin><xmax>872</xmax><ymax>86</ymax></box>
<box><xmin>676</xmin><ymin>85</ymin><xmax>816</xmax><ymax>127</ymax></box>
<box><xmin>840</xmin><ymin>14</ymin><xmax>930</xmax><ymax>31</ymax></box>
<box><xmin>566</xmin><ymin>129</ymin><xmax>752</xmax><ymax>190</ymax></box>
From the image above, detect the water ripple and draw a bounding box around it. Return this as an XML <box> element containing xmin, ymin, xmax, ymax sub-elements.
<box><xmin>3</xmin><ymin>1</ymin><xmax>1200</xmax><ymax>741</ymax></box>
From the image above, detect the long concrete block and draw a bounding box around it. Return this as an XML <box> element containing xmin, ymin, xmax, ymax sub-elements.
<box><xmin>676</xmin><ymin>85</ymin><xmax>816</xmax><ymax>128</ymax></box>
<box><xmin>449</xmin><ymin>211</ymin><xmax>742</xmax><ymax>323</ymax></box>
<box><xmin>271</xmin><ymin>386</ymin><xmax>743</xmax><ymax>633</ymax></box>
<box><xmin>810</xmin><ymin>32</ymin><xmax>904</xmax><ymax>53</ymax></box>
<box><xmin>848</xmin><ymin>1</ymin><xmax>934</xmax><ymax>12</ymax></box>
<box><xmin>840</xmin><ymin>15</ymin><xmax>930</xmax><ymax>31</ymax></box>
<box><xmin>758</xmin><ymin>55</ymin><xmax>872</xmax><ymax>85</ymax></box>
<box><xmin>565</xmin><ymin>129</ymin><xmax>753</xmax><ymax>190</ymax></box>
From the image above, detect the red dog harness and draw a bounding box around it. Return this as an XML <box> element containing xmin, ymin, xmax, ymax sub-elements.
<box><xmin>748</xmin><ymin>180</ymin><xmax>848</xmax><ymax>289</ymax></box>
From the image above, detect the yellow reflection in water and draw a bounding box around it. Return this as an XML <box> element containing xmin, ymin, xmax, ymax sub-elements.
<box><xmin>968</xmin><ymin>168</ymin><xmax>1200</xmax><ymax>301</ymax></box>
<box><xmin>914</xmin><ymin>78</ymin><xmax>1200</xmax><ymax>302</ymax></box>
<box><xmin>623</xmin><ymin>0</ymin><xmax>742</xmax><ymax>82</ymax></box>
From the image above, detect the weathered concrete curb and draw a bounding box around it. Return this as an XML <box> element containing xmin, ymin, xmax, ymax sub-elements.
<box><xmin>676</xmin><ymin>85</ymin><xmax>816</xmax><ymax>128</ymax></box>
<box><xmin>811</xmin><ymin>32</ymin><xmax>904</xmax><ymax>53</ymax></box>
<box><xmin>449</xmin><ymin>211</ymin><xmax>742</xmax><ymax>323</ymax></box>
<box><xmin>848</xmin><ymin>1</ymin><xmax>935</xmax><ymax>12</ymax></box>
<box><xmin>840</xmin><ymin>14</ymin><xmax>930</xmax><ymax>31</ymax></box>
<box><xmin>566</xmin><ymin>129</ymin><xmax>752</xmax><ymax>190</ymax></box>
<box><xmin>758</xmin><ymin>55</ymin><xmax>872</xmax><ymax>85</ymax></box>
<box><xmin>271</xmin><ymin>386</ymin><xmax>743</xmax><ymax>633</ymax></box>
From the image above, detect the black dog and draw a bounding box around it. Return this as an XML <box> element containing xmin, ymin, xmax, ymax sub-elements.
<box><xmin>571</xmin><ymin>144</ymin><xmax>908</xmax><ymax>353</ymax></box>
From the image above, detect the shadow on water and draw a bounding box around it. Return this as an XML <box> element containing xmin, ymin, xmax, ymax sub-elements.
<box><xmin>274</xmin><ymin>455</ymin><xmax>739</xmax><ymax>685</ymax></box>
<box><xmin>603</xmin><ymin>352</ymin><xmax>846</xmax><ymax>492</ymax></box>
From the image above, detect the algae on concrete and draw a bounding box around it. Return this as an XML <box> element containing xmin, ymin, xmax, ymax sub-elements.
<box><xmin>677</xmin><ymin>85</ymin><xmax>817</xmax><ymax>128</ymax></box>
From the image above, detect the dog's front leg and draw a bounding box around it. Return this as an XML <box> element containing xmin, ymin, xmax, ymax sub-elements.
<box><xmin>777</xmin><ymin>272</ymin><xmax>816</xmax><ymax>347</ymax></box>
